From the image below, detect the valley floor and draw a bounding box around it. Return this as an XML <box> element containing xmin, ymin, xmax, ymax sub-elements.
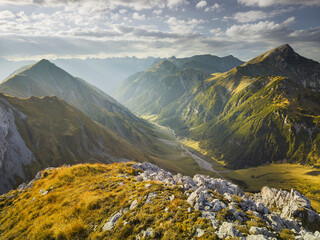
<box><xmin>143</xmin><ymin>115</ymin><xmax>320</xmax><ymax>213</ymax></box>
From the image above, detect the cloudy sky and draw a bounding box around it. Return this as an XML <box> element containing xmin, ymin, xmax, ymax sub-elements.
<box><xmin>0</xmin><ymin>0</ymin><xmax>319</xmax><ymax>62</ymax></box>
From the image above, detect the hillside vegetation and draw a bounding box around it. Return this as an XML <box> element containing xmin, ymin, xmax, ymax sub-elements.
<box><xmin>117</xmin><ymin>44</ymin><xmax>320</xmax><ymax>168</ymax></box>
<box><xmin>1</xmin><ymin>162</ymin><xmax>319</xmax><ymax>240</ymax></box>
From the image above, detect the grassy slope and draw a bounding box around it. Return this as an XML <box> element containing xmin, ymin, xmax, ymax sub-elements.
<box><xmin>0</xmin><ymin>163</ymin><xmax>220</xmax><ymax>240</ymax></box>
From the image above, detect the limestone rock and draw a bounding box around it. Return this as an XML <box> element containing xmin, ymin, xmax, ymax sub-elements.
<box><xmin>217</xmin><ymin>222</ymin><xmax>242</xmax><ymax>239</ymax></box>
<box><xmin>102</xmin><ymin>211</ymin><xmax>123</xmax><ymax>231</ymax></box>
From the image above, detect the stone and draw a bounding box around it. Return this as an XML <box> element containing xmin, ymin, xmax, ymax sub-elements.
<box><xmin>194</xmin><ymin>228</ymin><xmax>205</xmax><ymax>237</ymax></box>
<box><xmin>145</xmin><ymin>192</ymin><xmax>158</xmax><ymax>204</ymax></box>
<box><xmin>130</xmin><ymin>200</ymin><xmax>138</xmax><ymax>210</ymax></box>
<box><xmin>169</xmin><ymin>195</ymin><xmax>175</xmax><ymax>201</ymax></box>
<box><xmin>211</xmin><ymin>199</ymin><xmax>227</xmax><ymax>212</ymax></box>
<box><xmin>102</xmin><ymin>211</ymin><xmax>123</xmax><ymax>231</ymax></box>
<box><xmin>143</xmin><ymin>227</ymin><xmax>153</xmax><ymax>237</ymax></box>
<box><xmin>145</xmin><ymin>184</ymin><xmax>152</xmax><ymax>189</ymax></box>
<box><xmin>304</xmin><ymin>232</ymin><xmax>320</xmax><ymax>240</ymax></box>
<box><xmin>187</xmin><ymin>207</ymin><xmax>192</xmax><ymax>213</ymax></box>
<box><xmin>187</xmin><ymin>191</ymin><xmax>198</xmax><ymax>206</ymax></box>
<box><xmin>249</xmin><ymin>227</ymin><xmax>273</xmax><ymax>237</ymax></box>
<box><xmin>217</xmin><ymin>222</ymin><xmax>242</xmax><ymax>239</ymax></box>
<box><xmin>246</xmin><ymin>234</ymin><xmax>268</xmax><ymax>240</ymax></box>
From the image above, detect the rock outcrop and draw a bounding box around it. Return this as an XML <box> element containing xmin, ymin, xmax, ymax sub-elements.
<box><xmin>132</xmin><ymin>162</ymin><xmax>320</xmax><ymax>239</ymax></box>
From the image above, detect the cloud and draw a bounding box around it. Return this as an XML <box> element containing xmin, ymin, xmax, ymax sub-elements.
<box><xmin>204</xmin><ymin>3</ymin><xmax>220</xmax><ymax>12</ymax></box>
<box><xmin>132</xmin><ymin>12</ymin><xmax>145</xmax><ymax>20</ymax></box>
<box><xmin>234</xmin><ymin>11</ymin><xmax>268</xmax><ymax>23</ymax></box>
<box><xmin>153</xmin><ymin>9</ymin><xmax>162</xmax><ymax>15</ymax></box>
<box><xmin>0</xmin><ymin>0</ymin><xmax>188</xmax><ymax>10</ymax></box>
<box><xmin>0</xmin><ymin>10</ymin><xmax>15</xmax><ymax>19</ymax></box>
<box><xmin>119</xmin><ymin>9</ymin><xmax>127</xmax><ymax>14</ymax></box>
<box><xmin>234</xmin><ymin>9</ymin><xmax>294</xmax><ymax>23</ymax></box>
<box><xmin>196</xmin><ymin>1</ymin><xmax>207</xmax><ymax>9</ymax></box>
<box><xmin>167</xmin><ymin>0</ymin><xmax>188</xmax><ymax>9</ymax></box>
<box><xmin>238</xmin><ymin>0</ymin><xmax>320</xmax><ymax>7</ymax></box>
<box><xmin>209</xmin><ymin>28</ymin><xmax>222</xmax><ymax>36</ymax></box>
<box><xmin>167</xmin><ymin>17</ymin><xmax>206</xmax><ymax>33</ymax></box>
<box><xmin>226</xmin><ymin>17</ymin><xmax>295</xmax><ymax>40</ymax></box>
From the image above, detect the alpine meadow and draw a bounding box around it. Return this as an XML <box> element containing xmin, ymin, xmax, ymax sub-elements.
<box><xmin>0</xmin><ymin>0</ymin><xmax>320</xmax><ymax>239</ymax></box>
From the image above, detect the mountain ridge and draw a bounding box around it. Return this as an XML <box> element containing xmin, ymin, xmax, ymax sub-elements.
<box><xmin>117</xmin><ymin>44</ymin><xmax>320</xmax><ymax>168</ymax></box>
<box><xmin>0</xmin><ymin>93</ymin><xmax>149</xmax><ymax>194</ymax></box>
<box><xmin>0</xmin><ymin>162</ymin><xmax>319</xmax><ymax>239</ymax></box>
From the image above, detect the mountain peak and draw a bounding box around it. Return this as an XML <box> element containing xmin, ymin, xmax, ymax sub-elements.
<box><xmin>246</xmin><ymin>44</ymin><xmax>298</xmax><ymax>65</ymax></box>
<box><xmin>269</xmin><ymin>43</ymin><xmax>294</xmax><ymax>55</ymax></box>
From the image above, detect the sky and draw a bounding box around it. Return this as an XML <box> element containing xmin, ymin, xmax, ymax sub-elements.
<box><xmin>0</xmin><ymin>0</ymin><xmax>319</xmax><ymax>62</ymax></box>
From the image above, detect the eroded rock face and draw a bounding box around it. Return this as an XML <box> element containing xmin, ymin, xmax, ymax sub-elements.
<box><xmin>0</xmin><ymin>99</ymin><xmax>34</xmax><ymax>194</ymax></box>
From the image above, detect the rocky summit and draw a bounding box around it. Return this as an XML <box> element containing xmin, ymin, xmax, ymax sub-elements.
<box><xmin>0</xmin><ymin>162</ymin><xmax>319</xmax><ymax>239</ymax></box>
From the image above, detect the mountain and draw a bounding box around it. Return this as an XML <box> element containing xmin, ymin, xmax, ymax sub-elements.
<box><xmin>114</xmin><ymin>54</ymin><xmax>243</xmax><ymax>115</ymax></box>
<box><xmin>169</xmin><ymin>54</ymin><xmax>244</xmax><ymax>74</ymax></box>
<box><xmin>0</xmin><ymin>57</ymin><xmax>161</xmax><ymax>95</ymax></box>
<box><xmin>117</xmin><ymin>45</ymin><xmax>320</xmax><ymax>168</ymax></box>
<box><xmin>1</xmin><ymin>162</ymin><xmax>319</xmax><ymax>239</ymax></box>
<box><xmin>0</xmin><ymin>93</ymin><xmax>148</xmax><ymax>194</ymax></box>
<box><xmin>0</xmin><ymin>59</ymin><xmax>170</xmax><ymax>155</ymax></box>
<box><xmin>52</xmin><ymin>57</ymin><xmax>161</xmax><ymax>94</ymax></box>
<box><xmin>0</xmin><ymin>58</ymin><xmax>35</xmax><ymax>82</ymax></box>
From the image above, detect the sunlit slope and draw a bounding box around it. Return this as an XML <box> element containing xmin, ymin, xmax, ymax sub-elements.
<box><xmin>0</xmin><ymin>93</ymin><xmax>148</xmax><ymax>194</ymax></box>
<box><xmin>144</xmin><ymin>45</ymin><xmax>320</xmax><ymax>168</ymax></box>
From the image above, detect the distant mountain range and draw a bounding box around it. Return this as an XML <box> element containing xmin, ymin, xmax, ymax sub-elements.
<box><xmin>0</xmin><ymin>57</ymin><xmax>161</xmax><ymax>95</ymax></box>
<box><xmin>115</xmin><ymin>54</ymin><xmax>244</xmax><ymax>115</ymax></box>
<box><xmin>115</xmin><ymin>44</ymin><xmax>320</xmax><ymax>168</ymax></box>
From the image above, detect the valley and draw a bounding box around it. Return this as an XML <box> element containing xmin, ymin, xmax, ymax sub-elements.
<box><xmin>144</xmin><ymin>115</ymin><xmax>320</xmax><ymax>212</ymax></box>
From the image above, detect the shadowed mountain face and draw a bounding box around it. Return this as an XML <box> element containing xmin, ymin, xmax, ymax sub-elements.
<box><xmin>114</xmin><ymin>54</ymin><xmax>243</xmax><ymax>115</ymax></box>
<box><xmin>0</xmin><ymin>94</ymin><xmax>148</xmax><ymax>194</ymax></box>
<box><xmin>0</xmin><ymin>60</ymin><xmax>161</xmax><ymax>151</ymax></box>
<box><xmin>116</xmin><ymin>44</ymin><xmax>320</xmax><ymax>168</ymax></box>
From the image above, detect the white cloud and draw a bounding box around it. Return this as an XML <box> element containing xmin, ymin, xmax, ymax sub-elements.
<box><xmin>167</xmin><ymin>17</ymin><xmax>206</xmax><ymax>33</ymax></box>
<box><xmin>210</xmin><ymin>28</ymin><xmax>222</xmax><ymax>36</ymax></box>
<box><xmin>132</xmin><ymin>12</ymin><xmax>145</xmax><ymax>20</ymax></box>
<box><xmin>0</xmin><ymin>10</ymin><xmax>15</xmax><ymax>19</ymax></box>
<box><xmin>196</xmin><ymin>1</ymin><xmax>207</xmax><ymax>9</ymax></box>
<box><xmin>204</xmin><ymin>3</ymin><xmax>220</xmax><ymax>12</ymax></box>
<box><xmin>226</xmin><ymin>17</ymin><xmax>295</xmax><ymax>40</ymax></box>
<box><xmin>234</xmin><ymin>11</ymin><xmax>268</xmax><ymax>23</ymax></box>
<box><xmin>153</xmin><ymin>9</ymin><xmax>162</xmax><ymax>15</ymax></box>
<box><xmin>119</xmin><ymin>9</ymin><xmax>127</xmax><ymax>14</ymax></box>
<box><xmin>238</xmin><ymin>0</ymin><xmax>320</xmax><ymax>7</ymax></box>
<box><xmin>234</xmin><ymin>9</ymin><xmax>294</xmax><ymax>23</ymax></box>
<box><xmin>167</xmin><ymin>0</ymin><xmax>188</xmax><ymax>9</ymax></box>
<box><xmin>0</xmin><ymin>0</ymin><xmax>189</xmax><ymax>10</ymax></box>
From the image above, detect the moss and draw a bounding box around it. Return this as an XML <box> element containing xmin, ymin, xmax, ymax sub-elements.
<box><xmin>279</xmin><ymin>228</ymin><xmax>295</xmax><ymax>240</ymax></box>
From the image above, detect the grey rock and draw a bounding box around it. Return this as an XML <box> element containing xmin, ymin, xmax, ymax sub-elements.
<box><xmin>246</xmin><ymin>234</ymin><xmax>268</xmax><ymax>240</ymax></box>
<box><xmin>145</xmin><ymin>192</ymin><xmax>158</xmax><ymax>204</ymax></box>
<box><xmin>194</xmin><ymin>228</ymin><xmax>205</xmax><ymax>237</ymax></box>
<box><xmin>102</xmin><ymin>211</ymin><xmax>123</xmax><ymax>231</ymax></box>
<box><xmin>143</xmin><ymin>227</ymin><xmax>153</xmax><ymax>237</ymax></box>
<box><xmin>145</xmin><ymin>183</ymin><xmax>152</xmax><ymax>189</ymax></box>
<box><xmin>130</xmin><ymin>200</ymin><xmax>138</xmax><ymax>210</ymax></box>
<box><xmin>304</xmin><ymin>232</ymin><xmax>320</xmax><ymax>240</ymax></box>
<box><xmin>249</xmin><ymin>227</ymin><xmax>273</xmax><ymax>237</ymax></box>
<box><xmin>217</xmin><ymin>222</ymin><xmax>242</xmax><ymax>239</ymax></box>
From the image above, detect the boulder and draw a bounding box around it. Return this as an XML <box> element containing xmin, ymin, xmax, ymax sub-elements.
<box><xmin>217</xmin><ymin>222</ymin><xmax>242</xmax><ymax>239</ymax></box>
<box><xmin>102</xmin><ymin>211</ymin><xmax>123</xmax><ymax>231</ymax></box>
